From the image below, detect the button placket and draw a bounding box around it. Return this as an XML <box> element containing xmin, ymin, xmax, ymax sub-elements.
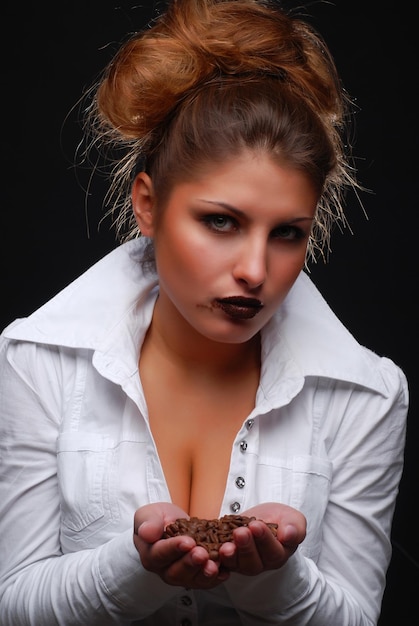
<box><xmin>229</xmin><ymin>418</ymin><xmax>255</xmax><ymax>513</ymax></box>
<box><xmin>239</xmin><ymin>417</ymin><xmax>254</xmax><ymax>455</ymax></box>
<box><xmin>176</xmin><ymin>591</ymin><xmax>196</xmax><ymax>626</ymax></box>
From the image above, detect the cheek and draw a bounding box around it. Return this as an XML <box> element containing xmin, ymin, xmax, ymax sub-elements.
<box><xmin>159</xmin><ymin>221</ymin><xmax>226</xmax><ymax>277</ymax></box>
<box><xmin>271</xmin><ymin>246</ymin><xmax>307</xmax><ymax>279</ymax></box>
<box><xmin>154</xmin><ymin>230</ymin><xmax>215</xmax><ymax>289</ymax></box>
<box><xmin>266</xmin><ymin>249</ymin><xmax>307</xmax><ymax>300</ymax></box>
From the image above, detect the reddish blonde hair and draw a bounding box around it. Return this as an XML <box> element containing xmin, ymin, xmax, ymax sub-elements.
<box><xmin>85</xmin><ymin>0</ymin><xmax>358</xmax><ymax>262</ymax></box>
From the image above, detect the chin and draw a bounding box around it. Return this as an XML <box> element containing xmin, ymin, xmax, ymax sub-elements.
<box><xmin>202</xmin><ymin>322</ymin><xmax>262</xmax><ymax>345</ymax></box>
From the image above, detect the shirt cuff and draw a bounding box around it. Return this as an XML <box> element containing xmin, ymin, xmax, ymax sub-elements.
<box><xmin>96</xmin><ymin>529</ymin><xmax>179</xmax><ymax>618</ymax></box>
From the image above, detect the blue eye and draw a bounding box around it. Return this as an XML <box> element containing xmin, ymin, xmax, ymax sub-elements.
<box><xmin>272</xmin><ymin>225</ymin><xmax>305</xmax><ymax>240</ymax></box>
<box><xmin>202</xmin><ymin>215</ymin><xmax>236</xmax><ymax>232</ymax></box>
<box><xmin>212</xmin><ymin>216</ymin><xmax>229</xmax><ymax>228</ymax></box>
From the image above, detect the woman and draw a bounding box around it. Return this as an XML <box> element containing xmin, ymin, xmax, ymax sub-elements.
<box><xmin>0</xmin><ymin>0</ymin><xmax>408</xmax><ymax>624</ymax></box>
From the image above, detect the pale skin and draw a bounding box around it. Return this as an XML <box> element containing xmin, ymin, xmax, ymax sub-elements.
<box><xmin>131</xmin><ymin>149</ymin><xmax>317</xmax><ymax>589</ymax></box>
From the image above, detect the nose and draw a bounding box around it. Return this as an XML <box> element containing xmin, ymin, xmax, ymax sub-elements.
<box><xmin>232</xmin><ymin>237</ymin><xmax>267</xmax><ymax>290</ymax></box>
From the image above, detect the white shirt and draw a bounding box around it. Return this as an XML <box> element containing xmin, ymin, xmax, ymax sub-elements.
<box><xmin>0</xmin><ymin>239</ymin><xmax>408</xmax><ymax>625</ymax></box>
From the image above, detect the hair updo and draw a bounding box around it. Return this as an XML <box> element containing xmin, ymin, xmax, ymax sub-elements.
<box><xmin>85</xmin><ymin>0</ymin><xmax>358</xmax><ymax>263</ymax></box>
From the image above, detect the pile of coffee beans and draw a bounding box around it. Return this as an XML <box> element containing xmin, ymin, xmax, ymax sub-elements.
<box><xmin>163</xmin><ymin>514</ymin><xmax>278</xmax><ymax>560</ymax></box>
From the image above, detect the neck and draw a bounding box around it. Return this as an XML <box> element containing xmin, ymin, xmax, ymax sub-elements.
<box><xmin>145</xmin><ymin>293</ymin><xmax>261</xmax><ymax>376</ymax></box>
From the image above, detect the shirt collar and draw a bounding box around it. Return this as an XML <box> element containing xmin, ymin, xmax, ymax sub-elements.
<box><xmin>260</xmin><ymin>272</ymin><xmax>388</xmax><ymax>399</ymax></box>
<box><xmin>4</xmin><ymin>239</ymin><xmax>388</xmax><ymax>397</ymax></box>
<box><xmin>4</xmin><ymin>240</ymin><xmax>157</xmax><ymax>352</ymax></box>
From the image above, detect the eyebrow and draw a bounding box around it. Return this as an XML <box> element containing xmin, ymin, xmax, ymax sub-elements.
<box><xmin>198</xmin><ymin>199</ymin><xmax>315</xmax><ymax>223</ymax></box>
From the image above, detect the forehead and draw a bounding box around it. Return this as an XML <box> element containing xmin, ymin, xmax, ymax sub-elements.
<box><xmin>166</xmin><ymin>151</ymin><xmax>319</xmax><ymax>218</ymax></box>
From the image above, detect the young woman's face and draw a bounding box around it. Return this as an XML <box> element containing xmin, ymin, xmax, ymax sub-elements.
<box><xmin>135</xmin><ymin>150</ymin><xmax>319</xmax><ymax>345</ymax></box>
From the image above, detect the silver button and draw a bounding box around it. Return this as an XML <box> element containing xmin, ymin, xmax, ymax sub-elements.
<box><xmin>231</xmin><ymin>501</ymin><xmax>241</xmax><ymax>513</ymax></box>
<box><xmin>180</xmin><ymin>595</ymin><xmax>192</xmax><ymax>606</ymax></box>
<box><xmin>235</xmin><ymin>476</ymin><xmax>245</xmax><ymax>488</ymax></box>
<box><xmin>246</xmin><ymin>419</ymin><xmax>254</xmax><ymax>430</ymax></box>
<box><xmin>240</xmin><ymin>440</ymin><xmax>248</xmax><ymax>452</ymax></box>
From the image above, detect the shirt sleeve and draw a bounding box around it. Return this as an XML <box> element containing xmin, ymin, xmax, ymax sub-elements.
<box><xmin>225</xmin><ymin>355</ymin><xmax>409</xmax><ymax>625</ymax></box>
<box><xmin>0</xmin><ymin>337</ymin><xmax>178</xmax><ymax>625</ymax></box>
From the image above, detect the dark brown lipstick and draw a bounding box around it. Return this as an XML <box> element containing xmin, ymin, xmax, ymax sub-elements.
<box><xmin>214</xmin><ymin>296</ymin><xmax>264</xmax><ymax>320</ymax></box>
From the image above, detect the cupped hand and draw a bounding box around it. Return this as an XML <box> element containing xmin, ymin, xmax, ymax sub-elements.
<box><xmin>218</xmin><ymin>502</ymin><xmax>306</xmax><ymax>576</ymax></box>
<box><xmin>133</xmin><ymin>502</ymin><xmax>230</xmax><ymax>589</ymax></box>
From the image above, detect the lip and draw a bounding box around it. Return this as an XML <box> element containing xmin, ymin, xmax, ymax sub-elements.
<box><xmin>214</xmin><ymin>296</ymin><xmax>264</xmax><ymax>320</ymax></box>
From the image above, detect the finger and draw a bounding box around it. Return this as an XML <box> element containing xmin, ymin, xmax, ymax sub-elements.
<box><xmin>232</xmin><ymin>527</ymin><xmax>264</xmax><ymax>575</ymax></box>
<box><xmin>248</xmin><ymin>520</ymin><xmax>286</xmax><ymax>569</ymax></box>
<box><xmin>135</xmin><ymin>535</ymin><xmax>196</xmax><ymax>573</ymax></box>
<box><xmin>278</xmin><ymin>523</ymin><xmax>302</xmax><ymax>552</ymax></box>
<box><xmin>134</xmin><ymin>503</ymin><xmax>189</xmax><ymax>541</ymax></box>
<box><xmin>164</xmin><ymin>546</ymin><xmax>218</xmax><ymax>587</ymax></box>
<box><xmin>137</xmin><ymin>519</ymin><xmax>165</xmax><ymax>543</ymax></box>
<box><xmin>218</xmin><ymin>541</ymin><xmax>237</xmax><ymax>570</ymax></box>
<box><xmin>244</xmin><ymin>502</ymin><xmax>307</xmax><ymax>544</ymax></box>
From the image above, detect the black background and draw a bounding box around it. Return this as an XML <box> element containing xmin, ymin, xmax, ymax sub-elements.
<box><xmin>3</xmin><ymin>2</ymin><xmax>418</xmax><ymax>623</ymax></box>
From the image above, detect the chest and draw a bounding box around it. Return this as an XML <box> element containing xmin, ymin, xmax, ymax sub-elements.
<box><xmin>142</xmin><ymin>373</ymin><xmax>258</xmax><ymax>519</ymax></box>
<box><xmin>58</xmin><ymin>362</ymin><xmax>331</xmax><ymax>560</ymax></box>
